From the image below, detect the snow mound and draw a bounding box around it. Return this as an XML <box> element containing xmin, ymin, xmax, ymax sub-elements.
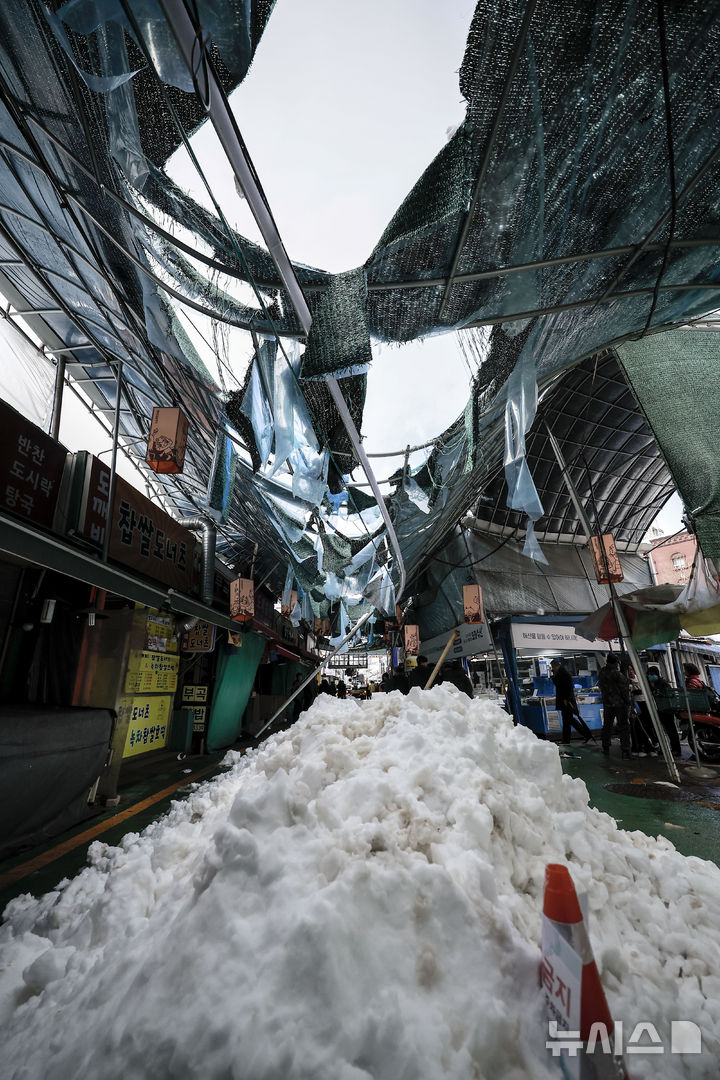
<box><xmin>1</xmin><ymin>687</ymin><xmax>719</xmax><ymax>1079</ymax></box>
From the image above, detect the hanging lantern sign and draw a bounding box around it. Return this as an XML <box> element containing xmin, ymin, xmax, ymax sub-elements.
<box><xmin>230</xmin><ymin>577</ymin><xmax>254</xmax><ymax>622</ymax></box>
<box><xmin>281</xmin><ymin>590</ymin><xmax>298</xmax><ymax>617</ymax></box>
<box><xmin>146</xmin><ymin>406</ymin><xmax>189</xmax><ymax>474</ymax></box>
<box><xmin>404</xmin><ymin>624</ymin><xmax>420</xmax><ymax>655</ymax></box>
<box><xmin>463</xmin><ymin>584</ymin><xmax>485</xmax><ymax>624</ymax></box>
<box><xmin>589</xmin><ymin>533</ymin><xmax>624</xmax><ymax>584</ymax></box>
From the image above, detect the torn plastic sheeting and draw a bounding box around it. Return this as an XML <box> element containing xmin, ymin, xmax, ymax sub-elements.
<box><xmin>503</xmin><ymin>347</ymin><xmax>548</xmax><ymax>565</ymax></box>
<box><xmin>290</xmin><ymin>443</ymin><xmax>329</xmax><ymax>506</ymax></box>
<box><xmin>350</xmin><ymin>536</ymin><xmax>383</xmax><ymax>572</ymax></box>
<box><xmin>363</xmin><ymin>565</ymin><xmax>396</xmax><ymax>617</ymax></box>
<box><xmin>53</xmin><ymin>0</ymin><xmax>254</xmax><ymax>93</ymax></box>
<box><xmin>241</xmin><ymin>359</ymin><xmax>274</xmax><ymax>466</ymax></box>
<box><xmin>328</xmin><ymin>601</ymin><xmax>350</xmax><ymax>653</ymax></box>
<box><xmin>269</xmin><ymin>340</ymin><xmax>321</xmax><ymax>480</ymax></box>
<box><xmin>43</xmin><ymin>5</ymin><xmax>142</xmax><ymax>94</ymax></box>
<box><xmin>405</xmin><ymin>476</ymin><xmax>431</xmax><ymax>515</ymax></box>
<box><xmin>206</xmin><ymin>428</ymin><xmax>237</xmax><ymax>524</ymax></box>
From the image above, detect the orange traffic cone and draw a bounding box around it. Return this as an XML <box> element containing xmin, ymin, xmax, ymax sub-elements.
<box><xmin>542</xmin><ymin>863</ymin><xmax>628</xmax><ymax>1078</ymax></box>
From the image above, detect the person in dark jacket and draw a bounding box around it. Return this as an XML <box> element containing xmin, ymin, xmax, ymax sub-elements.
<box><xmin>389</xmin><ymin>664</ymin><xmax>409</xmax><ymax>694</ymax></box>
<box><xmin>379</xmin><ymin>671</ymin><xmax>392</xmax><ymax>693</ymax></box>
<box><xmin>598</xmin><ymin>654</ymin><xmax>632</xmax><ymax>758</ymax></box>
<box><xmin>647</xmin><ymin>665</ymin><xmax>682</xmax><ymax>757</ymax></box>
<box><xmin>407</xmin><ymin>655</ymin><xmax>431</xmax><ymax>689</ymax></box>
<box><xmin>550</xmin><ymin>659</ymin><xmax>593</xmax><ymax>744</ymax></box>
<box><xmin>438</xmin><ymin>659</ymin><xmax>474</xmax><ymax>698</ymax></box>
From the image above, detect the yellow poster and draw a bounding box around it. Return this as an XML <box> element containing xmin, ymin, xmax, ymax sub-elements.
<box><xmin>127</xmin><ymin>650</ymin><xmax>180</xmax><ymax>675</ymax></box>
<box><xmin>119</xmin><ymin>694</ymin><xmax>172</xmax><ymax>757</ymax></box>
<box><xmin>125</xmin><ymin>668</ymin><xmax>178</xmax><ymax>694</ymax></box>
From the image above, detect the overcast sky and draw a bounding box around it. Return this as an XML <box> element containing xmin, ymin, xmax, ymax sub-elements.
<box><xmin>60</xmin><ymin>0</ymin><xmax>683</xmax><ymax>532</ymax></box>
<box><xmin>167</xmin><ymin>0</ymin><xmax>476</xmax><ymax>466</ymax></box>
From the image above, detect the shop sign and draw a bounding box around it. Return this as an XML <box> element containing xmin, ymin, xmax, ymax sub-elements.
<box><xmin>181</xmin><ymin>620</ymin><xmax>216</xmax><ymax>653</ymax></box>
<box><xmin>146</xmin><ymin>611</ymin><xmax>177</xmax><ymax>653</ymax></box>
<box><xmin>0</xmin><ymin>399</ymin><xmax>67</xmax><ymax>528</ymax></box>
<box><xmin>72</xmin><ymin>454</ymin><xmax>196</xmax><ymax>592</ymax></box>
<box><xmin>422</xmin><ymin>621</ymin><xmax>494</xmax><ymax>662</ymax></box>
<box><xmin>511</xmin><ymin>622</ymin><xmax>620</xmax><ymax>652</ymax></box>
<box><xmin>127</xmin><ymin>649</ymin><xmax>180</xmax><ymax>675</ymax></box>
<box><xmin>181</xmin><ymin>685</ymin><xmax>209</xmax><ymax>733</ymax></box>
<box><xmin>119</xmin><ymin>694</ymin><xmax>172</xmax><ymax>757</ymax></box>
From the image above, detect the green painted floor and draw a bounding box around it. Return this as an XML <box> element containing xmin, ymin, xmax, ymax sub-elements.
<box><xmin>0</xmin><ymin>749</ymin><xmax>232</xmax><ymax>915</ymax></box>
<box><xmin>558</xmin><ymin>740</ymin><xmax>720</xmax><ymax>866</ymax></box>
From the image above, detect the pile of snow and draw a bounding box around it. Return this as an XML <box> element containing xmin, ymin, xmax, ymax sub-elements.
<box><xmin>2</xmin><ymin>687</ymin><xmax>719</xmax><ymax>1079</ymax></box>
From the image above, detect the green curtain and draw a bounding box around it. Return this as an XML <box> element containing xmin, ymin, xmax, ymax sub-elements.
<box><xmin>206</xmin><ymin>632</ymin><xmax>266</xmax><ymax>751</ymax></box>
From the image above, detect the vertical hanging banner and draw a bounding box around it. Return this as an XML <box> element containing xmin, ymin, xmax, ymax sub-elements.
<box><xmin>589</xmin><ymin>534</ymin><xmax>624</xmax><ymax>584</ymax></box>
<box><xmin>463</xmin><ymin>584</ymin><xmax>485</xmax><ymax>623</ymax></box>
<box><xmin>230</xmin><ymin>577</ymin><xmax>255</xmax><ymax>622</ymax></box>
<box><xmin>145</xmin><ymin>406</ymin><xmax>189</xmax><ymax>474</ymax></box>
<box><xmin>404</xmin><ymin>624</ymin><xmax>420</xmax><ymax>655</ymax></box>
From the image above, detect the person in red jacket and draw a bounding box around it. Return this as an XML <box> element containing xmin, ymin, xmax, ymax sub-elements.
<box><xmin>684</xmin><ymin>664</ymin><xmax>704</xmax><ymax>690</ymax></box>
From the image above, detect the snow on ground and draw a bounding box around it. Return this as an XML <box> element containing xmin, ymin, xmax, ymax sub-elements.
<box><xmin>1</xmin><ymin>688</ymin><xmax>719</xmax><ymax>1079</ymax></box>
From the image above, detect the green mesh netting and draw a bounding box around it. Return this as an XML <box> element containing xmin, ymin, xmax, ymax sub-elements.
<box><xmin>616</xmin><ymin>330</ymin><xmax>720</xmax><ymax>559</ymax></box>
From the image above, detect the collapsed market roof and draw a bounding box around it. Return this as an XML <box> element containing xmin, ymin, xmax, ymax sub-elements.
<box><xmin>1</xmin><ymin>0</ymin><xmax>720</xmax><ymax>624</ymax></box>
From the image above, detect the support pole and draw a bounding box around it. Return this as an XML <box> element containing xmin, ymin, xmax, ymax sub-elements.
<box><xmin>326</xmin><ymin>375</ymin><xmax>406</xmax><ymax>603</ymax></box>
<box><xmin>50</xmin><ymin>356</ymin><xmax>66</xmax><ymax>441</ymax></box>
<box><xmin>101</xmin><ymin>361</ymin><xmax>122</xmax><ymax>564</ymax></box>
<box><xmin>255</xmin><ymin>610</ymin><xmax>373</xmax><ymax>740</ymax></box>
<box><xmin>424</xmin><ymin>629</ymin><xmax>459</xmax><ymax>690</ymax></box>
<box><xmin>544</xmin><ymin>420</ymin><xmax>680</xmax><ymax>782</ymax></box>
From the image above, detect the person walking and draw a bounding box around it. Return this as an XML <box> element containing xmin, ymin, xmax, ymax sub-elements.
<box><xmin>647</xmin><ymin>665</ymin><xmax>682</xmax><ymax>758</ymax></box>
<box><xmin>598</xmin><ymin>653</ymin><xmax>632</xmax><ymax>758</ymax></box>
<box><xmin>627</xmin><ymin>664</ymin><xmax>655</xmax><ymax>756</ymax></box>
<box><xmin>550</xmin><ymin>659</ymin><xmax>594</xmax><ymax>744</ymax></box>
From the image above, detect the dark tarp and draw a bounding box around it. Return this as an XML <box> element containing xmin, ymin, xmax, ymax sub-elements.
<box><xmin>0</xmin><ymin>705</ymin><xmax>113</xmax><ymax>857</ymax></box>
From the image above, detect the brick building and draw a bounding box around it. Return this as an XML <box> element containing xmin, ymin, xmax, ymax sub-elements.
<box><xmin>648</xmin><ymin>529</ymin><xmax>698</xmax><ymax>586</ymax></box>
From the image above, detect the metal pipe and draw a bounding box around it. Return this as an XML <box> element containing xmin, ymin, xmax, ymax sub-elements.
<box><xmin>101</xmin><ymin>360</ymin><xmax>122</xmax><ymax>564</ymax></box>
<box><xmin>50</xmin><ymin>357</ymin><xmax>66</xmax><ymax>441</ymax></box>
<box><xmin>544</xmin><ymin>419</ymin><xmax>680</xmax><ymax>782</ymax></box>
<box><xmin>255</xmin><ymin>609</ymin><xmax>374</xmax><ymax>740</ymax></box>
<box><xmin>326</xmin><ymin>375</ymin><xmax>406</xmax><ymax>603</ymax></box>
<box><xmin>176</xmin><ymin>516</ymin><xmax>217</xmax><ymax>607</ymax></box>
<box><xmin>156</xmin><ymin>0</ymin><xmax>312</xmax><ymax>336</ymax></box>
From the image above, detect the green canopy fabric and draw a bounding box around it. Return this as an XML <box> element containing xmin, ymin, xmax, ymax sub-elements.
<box><xmin>206</xmin><ymin>632</ymin><xmax>266</xmax><ymax>751</ymax></box>
<box><xmin>616</xmin><ymin>331</ymin><xmax>720</xmax><ymax>559</ymax></box>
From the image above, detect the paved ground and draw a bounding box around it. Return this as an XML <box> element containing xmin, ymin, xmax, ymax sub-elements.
<box><xmin>558</xmin><ymin>737</ymin><xmax>720</xmax><ymax>866</ymax></box>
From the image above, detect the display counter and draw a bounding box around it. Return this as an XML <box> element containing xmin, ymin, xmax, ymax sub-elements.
<box><xmin>520</xmin><ymin>695</ymin><xmax>603</xmax><ymax>738</ymax></box>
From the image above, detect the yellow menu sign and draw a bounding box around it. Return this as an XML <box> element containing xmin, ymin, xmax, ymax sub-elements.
<box><xmin>119</xmin><ymin>694</ymin><xmax>172</xmax><ymax>757</ymax></box>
